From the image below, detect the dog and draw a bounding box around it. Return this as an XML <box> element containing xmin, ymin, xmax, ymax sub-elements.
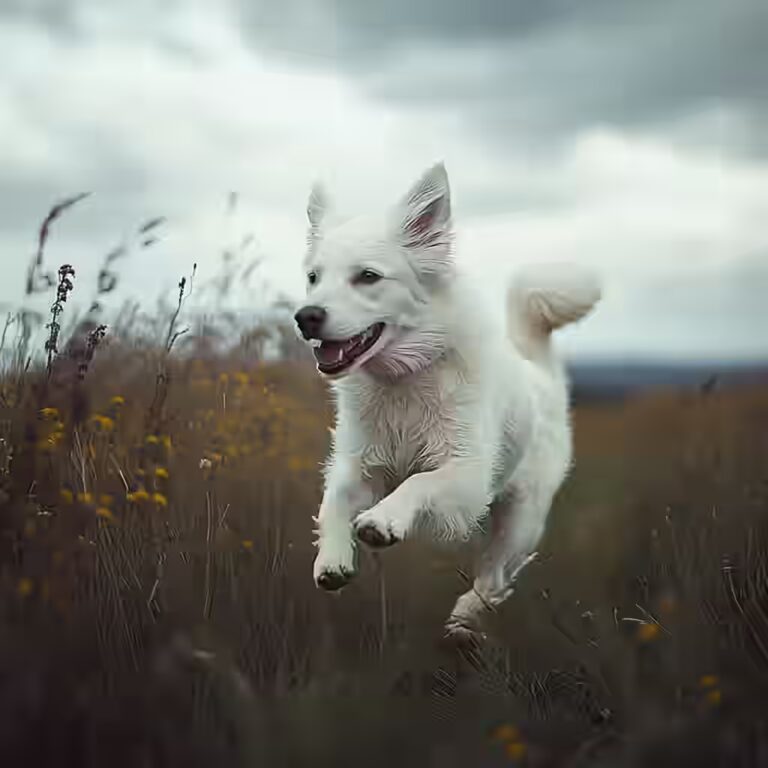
<box><xmin>294</xmin><ymin>162</ymin><xmax>601</xmax><ymax>636</ymax></box>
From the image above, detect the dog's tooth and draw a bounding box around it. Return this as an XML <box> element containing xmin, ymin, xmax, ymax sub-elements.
<box><xmin>309</xmin><ymin>339</ymin><xmax>322</xmax><ymax>348</ymax></box>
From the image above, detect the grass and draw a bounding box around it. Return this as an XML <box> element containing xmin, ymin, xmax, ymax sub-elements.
<box><xmin>0</xmin><ymin>201</ymin><xmax>767</xmax><ymax>766</ymax></box>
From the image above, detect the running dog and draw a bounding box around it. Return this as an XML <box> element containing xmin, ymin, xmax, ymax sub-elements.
<box><xmin>294</xmin><ymin>163</ymin><xmax>601</xmax><ymax>635</ymax></box>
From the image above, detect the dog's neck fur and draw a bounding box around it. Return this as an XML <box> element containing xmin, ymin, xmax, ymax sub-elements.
<box><xmin>362</xmin><ymin>328</ymin><xmax>448</xmax><ymax>380</ymax></box>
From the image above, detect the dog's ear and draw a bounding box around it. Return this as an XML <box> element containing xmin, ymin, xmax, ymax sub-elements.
<box><xmin>307</xmin><ymin>182</ymin><xmax>329</xmax><ymax>230</ymax></box>
<box><xmin>397</xmin><ymin>163</ymin><xmax>453</xmax><ymax>276</ymax></box>
<box><xmin>306</xmin><ymin>182</ymin><xmax>329</xmax><ymax>262</ymax></box>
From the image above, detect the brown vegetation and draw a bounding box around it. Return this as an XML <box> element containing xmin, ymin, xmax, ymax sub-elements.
<box><xmin>1</xmin><ymin>201</ymin><xmax>767</xmax><ymax>766</ymax></box>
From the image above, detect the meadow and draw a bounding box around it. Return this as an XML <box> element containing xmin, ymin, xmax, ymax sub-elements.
<box><xmin>0</xmin><ymin>202</ymin><xmax>767</xmax><ymax>767</ymax></box>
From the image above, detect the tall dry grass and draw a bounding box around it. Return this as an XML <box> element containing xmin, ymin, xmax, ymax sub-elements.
<box><xmin>0</xmin><ymin>199</ymin><xmax>767</xmax><ymax>767</ymax></box>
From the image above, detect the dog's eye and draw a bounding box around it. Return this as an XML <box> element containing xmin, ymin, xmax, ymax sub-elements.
<box><xmin>354</xmin><ymin>269</ymin><xmax>382</xmax><ymax>286</ymax></box>
<box><xmin>307</xmin><ymin>271</ymin><xmax>318</xmax><ymax>286</ymax></box>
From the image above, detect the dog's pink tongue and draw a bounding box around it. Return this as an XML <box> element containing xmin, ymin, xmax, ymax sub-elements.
<box><xmin>315</xmin><ymin>340</ymin><xmax>352</xmax><ymax>365</ymax></box>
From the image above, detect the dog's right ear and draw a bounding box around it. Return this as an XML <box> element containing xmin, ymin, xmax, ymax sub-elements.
<box><xmin>396</xmin><ymin>163</ymin><xmax>454</xmax><ymax>278</ymax></box>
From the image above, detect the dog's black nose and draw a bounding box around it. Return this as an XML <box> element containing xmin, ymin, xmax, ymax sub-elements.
<box><xmin>294</xmin><ymin>305</ymin><xmax>327</xmax><ymax>339</ymax></box>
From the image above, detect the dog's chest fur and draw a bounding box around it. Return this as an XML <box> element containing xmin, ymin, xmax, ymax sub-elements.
<box><xmin>344</xmin><ymin>366</ymin><xmax>458</xmax><ymax>493</ymax></box>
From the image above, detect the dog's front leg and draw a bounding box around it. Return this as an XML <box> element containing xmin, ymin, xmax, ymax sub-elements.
<box><xmin>354</xmin><ymin>458</ymin><xmax>492</xmax><ymax>547</ymax></box>
<box><xmin>313</xmin><ymin>451</ymin><xmax>373</xmax><ymax>591</ymax></box>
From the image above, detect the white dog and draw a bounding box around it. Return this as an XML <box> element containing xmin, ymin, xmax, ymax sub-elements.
<box><xmin>294</xmin><ymin>163</ymin><xmax>600</xmax><ymax>636</ymax></box>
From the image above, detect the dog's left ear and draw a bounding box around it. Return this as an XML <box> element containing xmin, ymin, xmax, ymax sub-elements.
<box><xmin>307</xmin><ymin>182</ymin><xmax>329</xmax><ymax>230</ymax></box>
<box><xmin>396</xmin><ymin>162</ymin><xmax>453</xmax><ymax>276</ymax></box>
<box><xmin>306</xmin><ymin>181</ymin><xmax>329</xmax><ymax>260</ymax></box>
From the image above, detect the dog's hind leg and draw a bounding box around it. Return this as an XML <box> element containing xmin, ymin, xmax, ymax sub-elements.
<box><xmin>446</xmin><ymin>481</ymin><xmax>554</xmax><ymax>637</ymax></box>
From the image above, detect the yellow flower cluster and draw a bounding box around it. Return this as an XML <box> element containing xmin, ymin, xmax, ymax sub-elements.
<box><xmin>637</xmin><ymin>621</ymin><xmax>661</xmax><ymax>642</ymax></box>
<box><xmin>492</xmin><ymin>724</ymin><xmax>527</xmax><ymax>761</ymax></box>
<box><xmin>38</xmin><ymin>407</ymin><xmax>65</xmax><ymax>452</ymax></box>
<box><xmin>699</xmin><ymin>674</ymin><xmax>722</xmax><ymax>706</ymax></box>
<box><xmin>90</xmin><ymin>414</ymin><xmax>115</xmax><ymax>432</ymax></box>
<box><xmin>188</xmin><ymin>367</ymin><xmax>325</xmax><ymax>476</ymax></box>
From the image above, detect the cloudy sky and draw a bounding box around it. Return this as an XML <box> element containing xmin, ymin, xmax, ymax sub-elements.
<box><xmin>1</xmin><ymin>0</ymin><xmax>766</xmax><ymax>360</ymax></box>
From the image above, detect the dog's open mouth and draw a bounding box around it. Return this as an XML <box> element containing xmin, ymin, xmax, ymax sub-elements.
<box><xmin>312</xmin><ymin>323</ymin><xmax>385</xmax><ymax>375</ymax></box>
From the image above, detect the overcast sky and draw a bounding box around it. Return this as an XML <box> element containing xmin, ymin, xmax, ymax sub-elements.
<box><xmin>1</xmin><ymin>0</ymin><xmax>766</xmax><ymax>360</ymax></box>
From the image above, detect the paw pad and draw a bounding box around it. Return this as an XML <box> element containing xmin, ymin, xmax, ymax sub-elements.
<box><xmin>315</xmin><ymin>566</ymin><xmax>354</xmax><ymax>591</ymax></box>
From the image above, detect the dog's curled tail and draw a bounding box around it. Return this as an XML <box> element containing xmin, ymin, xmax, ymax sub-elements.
<box><xmin>508</xmin><ymin>262</ymin><xmax>601</xmax><ymax>366</ymax></box>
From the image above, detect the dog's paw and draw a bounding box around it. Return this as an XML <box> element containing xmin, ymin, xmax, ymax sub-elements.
<box><xmin>444</xmin><ymin>589</ymin><xmax>491</xmax><ymax>655</ymax></box>
<box><xmin>353</xmin><ymin>510</ymin><xmax>403</xmax><ymax>549</ymax></box>
<box><xmin>444</xmin><ymin>614</ymin><xmax>487</xmax><ymax>645</ymax></box>
<box><xmin>443</xmin><ymin>616</ymin><xmax>487</xmax><ymax>665</ymax></box>
<box><xmin>315</xmin><ymin>564</ymin><xmax>355</xmax><ymax>591</ymax></box>
<box><xmin>313</xmin><ymin>541</ymin><xmax>356</xmax><ymax>591</ymax></box>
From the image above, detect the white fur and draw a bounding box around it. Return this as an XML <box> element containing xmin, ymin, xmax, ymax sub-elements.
<box><xmin>298</xmin><ymin>163</ymin><xmax>601</xmax><ymax>634</ymax></box>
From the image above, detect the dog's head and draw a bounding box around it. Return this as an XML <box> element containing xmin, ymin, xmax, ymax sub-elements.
<box><xmin>295</xmin><ymin>163</ymin><xmax>454</xmax><ymax>379</ymax></box>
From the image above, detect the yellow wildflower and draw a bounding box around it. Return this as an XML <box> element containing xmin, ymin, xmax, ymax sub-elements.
<box><xmin>60</xmin><ymin>488</ymin><xmax>74</xmax><ymax>504</ymax></box>
<box><xmin>699</xmin><ymin>674</ymin><xmax>718</xmax><ymax>689</ymax></box>
<box><xmin>110</xmin><ymin>395</ymin><xmax>125</xmax><ymax>406</ymax></box>
<box><xmin>705</xmin><ymin>689</ymin><xmax>722</xmax><ymax>705</ymax></box>
<box><xmin>160</xmin><ymin>435</ymin><xmax>172</xmax><ymax>451</ymax></box>
<box><xmin>154</xmin><ymin>467</ymin><xmax>170</xmax><ymax>479</ymax></box>
<box><xmin>17</xmin><ymin>578</ymin><xmax>33</xmax><ymax>598</ymax></box>
<box><xmin>152</xmin><ymin>492</ymin><xmax>168</xmax><ymax>508</ymax></box>
<box><xmin>99</xmin><ymin>494</ymin><xmax>114</xmax><ymax>507</ymax></box>
<box><xmin>76</xmin><ymin>492</ymin><xmax>94</xmax><ymax>505</ymax></box>
<box><xmin>96</xmin><ymin>507</ymin><xmax>115</xmax><ymax>521</ymax></box>
<box><xmin>505</xmin><ymin>742</ymin><xmax>527</xmax><ymax>761</ymax></box>
<box><xmin>242</xmin><ymin>539</ymin><xmax>254</xmax><ymax>551</ymax></box>
<box><xmin>637</xmin><ymin>622</ymin><xmax>661</xmax><ymax>642</ymax></box>
<box><xmin>235</xmin><ymin>372</ymin><xmax>249</xmax><ymax>385</ymax></box>
<box><xmin>90</xmin><ymin>414</ymin><xmax>115</xmax><ymax>432</ymax></box>
<box><xmin>39</xmin><ymin>407</ymin><xmax>59</xmax><ymax>419</ymax></box>
<box><xmin>493</xmin><ymin>725</ymin><xmax>520</xmax><ymax>743</ymax></box>
<box><xmin>145</xmin><ymin>435</ymin><xmax>159</xmax><ymax>445</ymax></box>
<box><xmin>42</xmin><ymin>429</ymin><xmax>64</xmax><ymax>447</ymax></box>
<box><xmin>127</xmin><ymin>489</ymin><xmax>150</xmax><ymax>503</ymax></box>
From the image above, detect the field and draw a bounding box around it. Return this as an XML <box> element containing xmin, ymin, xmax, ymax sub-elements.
<box><xmin>1</xmin><ymin>233</ymin><xmax>768</xmax><ymax>766</ymax></box>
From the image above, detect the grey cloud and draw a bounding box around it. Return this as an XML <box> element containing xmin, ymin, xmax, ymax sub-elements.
<box><xmin>238</xmin><ymin>0</ymin><xmax>653</xmax><ymax>53</ymax></box>
<box><xmin>0</xmin><ymin>0</ymin><xmax>80</xmax><ymax>35</ymax></box>
<box><xmin>236</xmin><ymin>0</ymin><xmax>767</xmax><ymax>156</ymax></box>
<box><xmin>7</xmin><ymin>0</ymin><xmax>765</xmax><ymax>154</ymax></box>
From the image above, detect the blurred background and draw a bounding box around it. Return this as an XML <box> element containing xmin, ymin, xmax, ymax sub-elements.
<box><xmin>0</xmin><ymin>1</ymin><xmax>767</xmax><ymax>766</ymax></box>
